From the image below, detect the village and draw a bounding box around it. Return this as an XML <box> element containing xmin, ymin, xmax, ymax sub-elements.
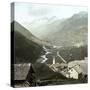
<box><xmin>14</xmin><ymin>45</ymin><xmax>88</xmax><ymax>87</ymax></box>
<box><xmin>41</xmin><ymin>46</ymin><xmax>88</xmax><ymax>80</ymax></box>
<box><xmin>48</xmin><ymin>57</ymin><xmax>88</xmax><ymax>80</ymax></box>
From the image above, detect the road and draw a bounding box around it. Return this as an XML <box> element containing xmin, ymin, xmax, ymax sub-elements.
<box><xmin>39</xmin><ymin>46</ymin><xmax>67</xmax><ymax>64</ymax></box>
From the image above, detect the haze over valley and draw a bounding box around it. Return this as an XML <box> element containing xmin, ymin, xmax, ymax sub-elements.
<box><xmin>12</xmin><ymin>3</ymin><xmax>88</xmax><ymax>87</ymax></box>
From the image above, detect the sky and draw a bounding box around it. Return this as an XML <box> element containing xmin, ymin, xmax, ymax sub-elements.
<box><xmin>14</xmin><ymin>2</ymin><xmax>88</xmax><ymax>24</ymax></box>
<box><xmin>14</xmin><ymin>2</ymin><xmax>88</xmax><ymax>39</ymax></box>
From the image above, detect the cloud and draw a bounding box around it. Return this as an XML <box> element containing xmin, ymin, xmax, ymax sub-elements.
<box><xmin>15</xmin><ymin>2</ymin><xmax>88</xmax><ymax>23</ymax></box>
<box><xmin>28</xmin><ymin>5</ymin><xmax>52</xmax><ymax>17</ymax></box>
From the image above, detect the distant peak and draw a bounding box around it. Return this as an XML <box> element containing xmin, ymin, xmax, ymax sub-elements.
<box><xmin>70</xmin><ymin>11</ymin><xmax>88</xmax><ymax>19</ymax></box>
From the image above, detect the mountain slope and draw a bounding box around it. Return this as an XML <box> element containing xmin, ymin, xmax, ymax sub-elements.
<box><xmin>47</xmin><ymin>12</ymin><xmax>88</xmax><ymax>46</ymax></box>
<box><xmin>14</xmin><ymin>31</ymin><xmax>43</xmax><ymax>63</ymax></box>
<box><xmin>24</xmin><ymin>12</ymin><xmax>88</xmax><ymax>47</ymax></box>
<box><xmin>13</xmin><ymin>21</ymin><xmax>51</xmax><ymax>46</ymax></box>
<box><xmin>11</xmin><ymin>21</ymin><xmax>43</xmax><ymax>64</ymax></box>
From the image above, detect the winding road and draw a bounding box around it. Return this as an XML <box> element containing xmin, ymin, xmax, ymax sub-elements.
<box><xmin>40</xmin><ymin>46</ymin><xmax>67</xmax><ymax>64</ymax></box>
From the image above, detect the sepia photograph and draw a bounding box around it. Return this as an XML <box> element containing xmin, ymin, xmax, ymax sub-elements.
<box><xmin>11</xmin><ymin>2</ymin><xmax>88</xmax><ymax>87</ymax></box>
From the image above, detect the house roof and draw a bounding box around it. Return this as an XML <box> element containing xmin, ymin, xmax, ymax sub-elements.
<box><xmin>14</xmin><ymin>62</ymin><xmax>66</xmax><ymax>81</ymax></box>
<box><xmin>14</xmin><ymin>63</ymin><xmax>31</xmax><ymax>80</ymax></box>
<box><xmin>68</xmin><ymin>60</ymin><xmax>88</xmax><ymax>74</ymax></box>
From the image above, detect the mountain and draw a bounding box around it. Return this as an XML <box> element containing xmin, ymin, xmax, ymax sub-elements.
<box><xmin>46</xmin><ymin>12</ymin><xmax>88</xmax><ymax>46</ymax></box>
<box><xmin>22</xmin><ymin>16</ymin><xmax>63</xmax><ymax>40</ymax></box>
<box><xmin>24</xmin><ymin>11</ymin><xmax>88</xmax><ymax>47</ymax></box>
<box><xmin>11</xmin><ymin>21</ymin><xmax>44</xmax><ymax>64</ymax></box>
<box><xmin>13</xmin><ymin>21</ymin><xmax>51</xmax><ymax>46</ymax></box>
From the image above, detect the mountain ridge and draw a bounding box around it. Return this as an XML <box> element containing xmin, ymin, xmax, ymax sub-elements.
<box><xmin>12</xmin><ymin>21</ymin><xmax>52</xmax><ymax>46</ymax></box>
<box><xmin>22</xmin><ymin>11</ymin><xmax>88</xmax><ymax>47</ymax></box>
